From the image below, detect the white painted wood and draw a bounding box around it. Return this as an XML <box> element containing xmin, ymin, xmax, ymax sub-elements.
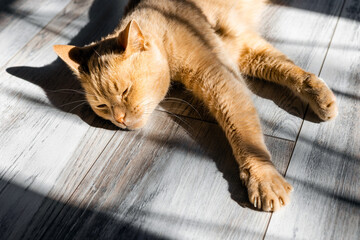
<box><xmin>265</xmin><ymin>0</ymin><xmax>360</xmax><ymax>239</ymax></box>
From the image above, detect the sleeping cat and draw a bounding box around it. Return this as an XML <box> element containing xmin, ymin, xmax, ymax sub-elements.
<box><xmin>53</xmin><ymin>0</ymin><xmax>338</xmax><ymax>211</ymax></box>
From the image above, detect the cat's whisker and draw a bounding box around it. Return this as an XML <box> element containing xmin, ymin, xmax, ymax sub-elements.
<box><xmin>47</xmin><ymin>89</ymin><xmax>86</xmax><ymax>94</ymax></box>
<box><xmin>94</xmin><ymin>49</ymin><xmax>101</xmax><ymax>57</ymax></box>
<box><xmin>157</xmin><ymin>109</ymin><xmax>194</xmax><ymax>135</ymax></box>
<box><xmin>159</xmin><ymin>105</ymin><xmax>199</xmax><ymax>116</ymax></box>
<box><xmin>143</xmin><ymin>108</ymin><xmax>194</xmax><ymax>130</ymax></box>
<box><xmin>68</xmin><ymin>102</ymin><xmax>88</xmax><ymax>113</ymax></box>
<box><xmin>162</xmin><ymin>97</ymin><xmax>202</xmax><ymax>118</ymax></box>
<box><xmin>47</xmin><ymin>89</ymin><xmax>97</xmax><ymax>97</ymax></box>
<box><xmin>58</xmin><ymin>99</ymin><xmax>89</xmax><ymax>107</ymax></box>
<box><xmin>58</xmin><ymin>98</ymin><xmax>98</xmax><ymax>108</ymax></box>
<box><xmin>139</xmin><ymin>102</ymin><xmax>153</xmax><ymax>109</ymax></box>
<box><xmin>143</xmin><ymin>110</ymin><xmax>165</xmax><ymax>117</ymax></box>
<box><xmin>141</xmin><ymin>110</ymin><xmax>194</xmax><ymax>134</ymax></box>
<box><xmin>137</xmin><ymin>98</ymin><xmax>156</xmax><ymax>108</ymax></box>
<box><xmin>142</xmin><ymin>109</ymin><xmax>167</xmax><ymax>116</ymax></box>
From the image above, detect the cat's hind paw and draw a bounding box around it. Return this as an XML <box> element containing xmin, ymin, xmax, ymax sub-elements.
<box><xmin>240</xmin><ymin>166</ymin><xmax>293</xmax><ymax>212</ymax></box>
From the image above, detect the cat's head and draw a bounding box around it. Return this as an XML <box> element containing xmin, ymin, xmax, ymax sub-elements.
<box><xmin>54</xmin><ymin>20</ymin><xmax>170</xmax><ymax>130</ymax></box>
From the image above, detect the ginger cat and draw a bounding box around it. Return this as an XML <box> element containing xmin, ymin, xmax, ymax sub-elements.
<box><xmin>53</xmin><ymin>0</ymin><xmax>338</xmax><ymax>211</ymax></box>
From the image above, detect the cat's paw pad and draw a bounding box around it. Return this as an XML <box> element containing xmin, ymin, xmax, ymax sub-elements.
<box><xmin>240</xmin><ymin>167</ymin><xmax>293</xmax><ymax>212</ymax></box>
<box><xmin>303</xmin><ymin>76</ymin><xmax>338</xmax><ymax>121</ymax></box>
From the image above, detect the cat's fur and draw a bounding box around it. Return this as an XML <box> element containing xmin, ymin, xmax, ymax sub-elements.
<box><xmin>54</xmin><ymin>0</ymin><xmax>338</xmax><ymax>211</ymax></box>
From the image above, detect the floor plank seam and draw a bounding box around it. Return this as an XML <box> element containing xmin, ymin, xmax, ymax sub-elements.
<box><xmin>317</xmin><ymin>0</ymin><xmax>347</xmax><ymax>77</ymax></box>
<box><xmin>263</xmin><ymin>133</ymin><xmax>295</xmax><ymax>143</ymax></box>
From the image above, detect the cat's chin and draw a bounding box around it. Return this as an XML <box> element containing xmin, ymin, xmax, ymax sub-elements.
<box><xmin>111</xmin><ymin>118</ymin><xmax>147</xmax><ymax>131</ymax></box>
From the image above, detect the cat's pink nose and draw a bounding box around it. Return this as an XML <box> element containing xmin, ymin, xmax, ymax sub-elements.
<box><xmin>115</xmin><ymin>113</ymin><xmax>126</xmax><ymax>125</ymax></box>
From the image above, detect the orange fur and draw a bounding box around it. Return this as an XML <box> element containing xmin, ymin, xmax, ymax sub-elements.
<box><xmin>53</xmin><ymin>0</ymin><xmax>337</xmax><ymax>211</ymax></box>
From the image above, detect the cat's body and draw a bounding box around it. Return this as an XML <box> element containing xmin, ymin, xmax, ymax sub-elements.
<box><xmin>54</xmin><ymin>0</ymin><xmax>338</xmax><ymax>211</ymax></box>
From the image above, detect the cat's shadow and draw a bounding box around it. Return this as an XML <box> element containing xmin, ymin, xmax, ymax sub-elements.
<box><xmin>169</xmin><ymin>114</ymin><xmax>257</xmax><ymax>210</ymax></box>
<box><xmin>5</xmin><ymin>0</ymin><xmax>311</xmax><ymax>212</ymax></box>
<box><xmin>6</xmin><ymin>0</ymin><xmax>128</xmax><ymax>131</ymax></box>
<box><xmin>163</xmin><ymin>76</ymin><xmax>322</xmax><ymax>125</ymax></box>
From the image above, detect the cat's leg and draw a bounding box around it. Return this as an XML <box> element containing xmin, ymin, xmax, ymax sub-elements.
<box><xmin>236</xmin><ymin>31</ymin><xmax>338</xmax><ymax>121</ymax></box>
<box><xmin>179</xmin><ymin>62</ymin><xmax>293</xmax><ymax>211</ymax></box>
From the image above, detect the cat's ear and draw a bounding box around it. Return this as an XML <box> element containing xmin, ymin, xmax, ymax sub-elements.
<box><xmin>53</xmin><ymin>45</ymin><xmax>86</xmax><ymax>74</ymax></box>
<box><xmin>118</xmin><ymin>20</ymin><xmax>146</xmax><ymax>53</ymax></box>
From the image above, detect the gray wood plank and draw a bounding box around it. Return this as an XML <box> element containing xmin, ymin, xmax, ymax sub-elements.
<box><xmin>37</xmin><ymin>114</ymin><xmax>294</xmax><ymax>240</ymax></box>
<box><xmin>265</xmin><ymin>0</ymin><xmax>360</xmax><ymax>239</ymax></box>
<box><xmin>160</xmin><ymin>0</ymin><xmax>344</xmax><ymax>141</ymax></box>
<box><xmin>0</xmin><ymin>0</ymin><xmax>72</xmax><ymax>68</ymax></box>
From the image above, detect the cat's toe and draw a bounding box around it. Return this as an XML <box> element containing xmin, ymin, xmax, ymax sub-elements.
<box><xmin>244</xmin><ymin>166</ymin><xmax>292</xmax><ymax>212</ymax></box>
<box><xmin>319</xmin><ymin>99</ymin><xmax>338</xmax><ymax>121</ymax></box>
<box><xmin>247</xmin><ymin>181</ymin><xmax>262</xmax><ymax>210</ymax></box>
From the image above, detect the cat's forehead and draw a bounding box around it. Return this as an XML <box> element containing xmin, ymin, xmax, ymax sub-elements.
<box><xmin>81</xmin><ymin>45</ymin><xmax>154</xmax><ymax>95</ymax></box>
<box><xmin>83</xmin><ymin>66</ymin><xmax>131</xmax><ymax>96</ymax></box>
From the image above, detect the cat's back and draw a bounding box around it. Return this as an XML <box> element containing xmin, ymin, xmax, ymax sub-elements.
<box><xmin>125</xmin><ymin>0</ymin><xmax>265</xmax><ymax>29</ymax></box>
<box><xmin>193</xmin><ymin>0</ymin><xmax>265</xmax><ymax>29</ymax></box>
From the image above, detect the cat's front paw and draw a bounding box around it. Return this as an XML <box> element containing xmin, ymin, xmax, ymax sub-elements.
<box><xmin>240</xmin><ymin>165</ymin><xmax>293</xmax><ymax>212</ymax></box>
<box><xmin>302</xmin><ymin>75</ymin><xmax>338</xmax><ymax>121</ymax></box>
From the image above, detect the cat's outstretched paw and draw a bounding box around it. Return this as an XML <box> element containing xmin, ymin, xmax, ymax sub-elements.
<box><xmin>240</xmin><ymin>166</ymin><xmax>293</xmax><ymax>212</ymax></box>
<box><xmin>303</xmin><ymin>75</ymin><xmax>338</xmax><ymax>121</ymax></box>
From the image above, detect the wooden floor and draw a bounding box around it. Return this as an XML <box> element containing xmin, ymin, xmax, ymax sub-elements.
<box><xmin>0</xmin><ymin>0</ymin><xmax>359</xmax><ymax>239</ymax></box>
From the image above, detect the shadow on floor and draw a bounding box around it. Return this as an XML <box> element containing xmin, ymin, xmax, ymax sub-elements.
<box><xmin>0</xmin><ymin>178</ymin><xmax>167</xmax><ymax>240</ymax></box>
<box><xmin>158</xmin><ymin>111</ymin><xmax>265</xmax><ymax>211</ymax></box>
<box><xmin>6</xmin><ymin>0</ymin><xmax>127</xmax><ymax>130</ymax></box>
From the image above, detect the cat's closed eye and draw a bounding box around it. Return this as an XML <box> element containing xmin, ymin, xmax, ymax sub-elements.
<box><xmin>122</xmin><ymin>88</ymin><xmax>128</xmax><ymax>96</ymax></box>
<box><xmin>96</xmin><ymin>104</ymin><xmax>107</xmax><ymax>109</ymax></box>
<box><xmin>122</xmin><ymin>87</ymin><xmax>130</xmax><ymax>99</ymax></box>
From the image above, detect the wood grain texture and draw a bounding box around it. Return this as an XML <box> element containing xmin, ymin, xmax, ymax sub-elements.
<box><xmin>265</xmin><ymin>0</ymin><xmax>360</xmax><ymax>239</ymax></box>
<box><xmin>161</xmin><ymin>0</ymin><xmax>344</xmax><ymax>141</ymax></box>
<box><xmin>37</xmin><ymin>114</ymin><xmax>294</xmax><ymax>240</ymax></box>
<box><xmin>0</xmin><ymin>0</ymin><xmax>72</xmax><ymax>68</ymax></box>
